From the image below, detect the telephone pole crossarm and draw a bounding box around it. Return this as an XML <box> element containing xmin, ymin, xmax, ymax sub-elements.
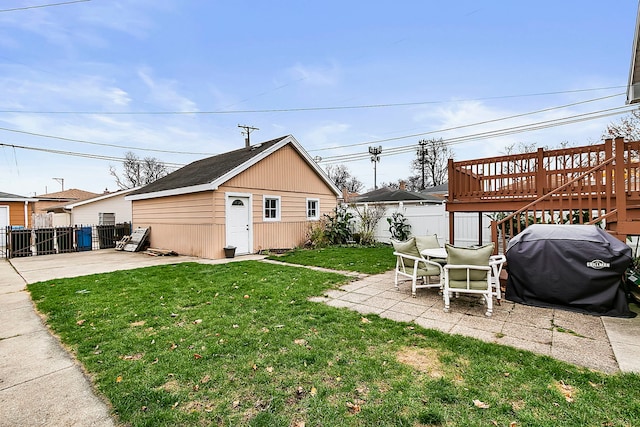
<box><xmin>238</xmin><ymin>124</ymin><xmax>259</xmax><ymax>147</ymax></box>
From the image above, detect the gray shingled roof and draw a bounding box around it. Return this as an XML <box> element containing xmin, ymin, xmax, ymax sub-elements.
<box><xmin>129</xmin><ymin>136</ymin><xmax>288</xmax><ymax>196</ymax></box>
<box><xmin>0</xmin><ymin>191</ymin><xmax>32</xmax><ymax>199</ymax></box>
<box><xmin>353</xmin><ymin>187</ymin><xmax>443</xmax><ymax>203</ymax></box>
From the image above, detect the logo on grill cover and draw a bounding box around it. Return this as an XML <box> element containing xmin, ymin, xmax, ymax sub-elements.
<box><xmin>586</xmin><ymin>260</ymin><xmax>610</xmax><ymax>269</ymax></box>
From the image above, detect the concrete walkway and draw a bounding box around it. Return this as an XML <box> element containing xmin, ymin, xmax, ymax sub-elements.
<box><xmin>1</xmin><ymin>250</ymin><xmax>639</xmax><ymax>426</ymax></box>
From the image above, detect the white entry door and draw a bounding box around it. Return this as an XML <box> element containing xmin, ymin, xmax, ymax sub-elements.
<box><xmin>0</xmin><ymin>206</ymin><xmax>8</xmax><ymax>252</ymax></box>
<box><xmin>226</xmin><ymin>195</ymin><xmax>251</xmax><ymax>254</ymax></box>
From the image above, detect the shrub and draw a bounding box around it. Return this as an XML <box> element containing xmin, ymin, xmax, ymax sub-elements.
<box><xmin>323</xmin><ymin>205</ymin><xmax>354</xmax><ymax>245</ymax></box>
<box><xmin>387</xmin><ymin>211</ymin><xmax>411</xmax><ymax>241</ymax></box>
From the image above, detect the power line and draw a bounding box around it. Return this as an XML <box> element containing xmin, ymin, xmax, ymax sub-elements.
<box><xmin>0</xmin><ymin>141</ymin><xmax>185</xmax><ymax>168</ymax></box>
<box><xmin>0</xmin><ymin>126</ymin><xmax>215</xmax><ymax>156</ymax></box>
<box><xmin>0</xmin><ymin>0</ymin><xmax>90</xmax><ymax>13</ymax></box>
<box><xmin>309</xmin><ymin>93</ymin><xmax>625</xmax><ymax>153</ymax></box>
<box><xmin>320</xmin><ymin>105</ymin><xmax>637</xmax><ymax>165</ymax></box>
<box><xmin>0</xmin><ymin>86</ymin><xmax>625</xmax><ymax>115</ymax></box>
<box><xmin>0</xmin><ymin>93</ymin><xmax>624</xmax><ymax>159</ymax></box>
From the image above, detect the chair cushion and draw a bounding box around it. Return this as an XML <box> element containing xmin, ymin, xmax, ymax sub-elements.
<box><xmin>445</xmin><ymin>243</ymin><xmax>494</xmax><ymax>281</ymax></box>
<box><xmin>414</xmin><ymin>235</ymin><xmax>440</xmax><ymax>252</ymax></box>
<box><xmin>392</xmin><ymin>238</ymin><xmax>421</xmax><ymax>267</ymax></box>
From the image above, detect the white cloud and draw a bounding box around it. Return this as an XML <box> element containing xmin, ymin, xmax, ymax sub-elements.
<box><xmin>137</xmin><ymin>68</ymin><xmax>198</xmax><ymax>112</ymax></box>
<box><xmin>286</xmin><ymin>61</ymin><xmax>341</xmax><ymax>86</ymax></box>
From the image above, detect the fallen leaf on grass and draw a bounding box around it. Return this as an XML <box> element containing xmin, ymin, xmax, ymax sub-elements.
<box><xmin>193</xmin><ymin>319</ymin><xmax>202</xmax><ymax>324</ymax></box>
<box><xmin>76</xmin><ymin>319</ymin><xmax>86</xmax><ymax>326</ymax></box>
<box><xmin>294</xmin><ymin>339</ymin><xmax>308</xmax><ymax>346</ymax></box>
<box><xmin>346</xmin><ymin>401</ymin><xmax>361</xmax><ymax>414</ymax></box>
<box><xmin>361</xmin><ymin>317</ymin><xmax>371</xmax><ymax>323</ymax></box>
<box><xmin>151</xmin><ymin>358</ymin><xmax>159</xmax><ymax>364</ymax></box>
<box><xmin>266</xmin><ymin>366</ymin><xmax>274</xmax><ymax>373</ymax></box>
<box><xmin>193</xmin><ymin>353</ymin><xmax>202</xmax><ymax>359</ymax></box>
<box><xmin>473</xmin><ymin>399</ymin><xmax>490</xmax><ymax>409</ymax></box>
<box><xmin>292</xmin><ymin>421</ymin><xmax>306</xmax><ymax>427</ymax></box>
<box><xmin>243</xmin><ymin>295</ymin><xmax>250</xmax><ymax>299</ymax></box>
<box><xmin>201</xmin><ymin>374</ymin><xmax>211</xmax><ymax>383</ymax></box>
<box><xmin>130</xmin><ymin>320</ymin><xmax>146</xmax><ymax>327</ymax></box>
<box><xmin>310</xmin><ymin>386</ymin><xmax>317</xmax><ymax>397</ymax></box>
<box><xmin>555</xmin><ymin>381</ymin><xmax>575</xmax><ymax>403</ymax></box>
<box><xmin>116</xmin><ymin>376</ymin><xmax>123</xmax><ymax>383</ymax></box>
<box><xmin>169</xmin><ymin>343</ymin><xmax>178</xmax><ymax>351</ymax></box>
<box><xmin>232</xmin><ymin>400</ymin><xmax>240</xmax><ymax>409</ymax></box>
<box><xmin>119</xmin><ymin>353</ymin><xmax>144</xmax><ymax>361</ymax></box>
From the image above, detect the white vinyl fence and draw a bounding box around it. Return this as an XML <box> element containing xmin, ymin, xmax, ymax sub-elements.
<box><xmin>348</xmin><ymin>203</ymin><xmax>492</xmax><ymax>248</ymax></box>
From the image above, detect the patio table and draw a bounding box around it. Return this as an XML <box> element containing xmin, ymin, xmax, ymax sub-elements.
<box><xmin>420</xmin><ymin>247</ymin><xmax>447</xmax><ymax>260</ymax></box>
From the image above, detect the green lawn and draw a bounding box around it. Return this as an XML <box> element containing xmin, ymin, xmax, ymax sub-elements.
<box><xmin>27</xmin><ymin>252</ymin><xmax>640</xmax><ymax>427</ymax></box>
<box><xmin>267</xmin><ymin>244</ymin><xmax>395</xmax><ymax>275</ymax></box>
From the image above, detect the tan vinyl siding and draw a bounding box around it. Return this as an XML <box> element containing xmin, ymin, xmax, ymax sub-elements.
<box><xmin>133</xmin><ymin>192</ymin><xmax>215</xmax><ymax>224</ymax></box>
<box><xmin>136</xmin><ymin>223</ymin><xmax>225</xmax><ymax>259</ymax></box>
<box><xmin>225</xmin><ymin>145</ymin><xmax>332</xmax><ymax>194</ymax></box>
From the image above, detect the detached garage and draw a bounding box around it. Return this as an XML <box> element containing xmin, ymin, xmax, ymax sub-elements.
<box><xmin>126</xmin><ymin>135</ymin><xmax>341</xmax><ymax>259</ymax></box>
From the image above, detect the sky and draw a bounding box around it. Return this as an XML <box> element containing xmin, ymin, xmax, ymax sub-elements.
<box><xmin>1</xmin><ymin>0</ymin><xmax>639</xmax><ymax>197</ymax></box>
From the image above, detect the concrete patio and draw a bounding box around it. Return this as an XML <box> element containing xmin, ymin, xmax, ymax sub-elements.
<box><xmin>310</xmin><ymin>270</ymin><xmax>640</xmax><ymax>374</ymax></box>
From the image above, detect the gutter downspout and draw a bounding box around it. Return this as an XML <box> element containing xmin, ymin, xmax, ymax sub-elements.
<box><xmin>24</xmin><ymin>201</ymin><xmax>28</xmax><ymax>227</ymax></box>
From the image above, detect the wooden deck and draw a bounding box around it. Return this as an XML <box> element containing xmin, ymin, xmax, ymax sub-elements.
<box><xmin>446</xmin><ymin>137</ymin><xmax>640</xmax><ymax>252</ymax></box>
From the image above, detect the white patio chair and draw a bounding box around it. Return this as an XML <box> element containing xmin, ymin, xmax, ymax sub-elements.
<box><xmin>392</xmin><ymin>238</ymin><xmax>443</xmax><ymax>297</ymax></box>
<box><xmin>489</xmin><ymin>254</ymin><xmax>507</xmax><ymax>303</ymax></box>
<box><xmin>442</xmin><ymin>243</ymin><xmax>496</xmax><ymax>316</ymax></box>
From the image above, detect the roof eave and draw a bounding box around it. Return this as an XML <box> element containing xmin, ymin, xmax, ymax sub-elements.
<box><xmin>125</xmin><ymin>182</ymin><xmax>216</xmax><ymax>201</ymax></box>
<box><xmin>627</xmin><ymin>3</ymin><xmax>640</xmax><ymax>104</ymax></box>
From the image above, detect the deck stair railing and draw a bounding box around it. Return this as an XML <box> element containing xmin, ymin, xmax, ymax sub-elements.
<box><xmin>490</xmin><ymin>155</ymin><xmax>615</xmax><ymax>253</ymax></box>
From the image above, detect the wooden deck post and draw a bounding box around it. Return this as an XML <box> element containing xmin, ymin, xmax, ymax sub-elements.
<box><xmin>614</xmin><ymin>137</ymin><xmax>627</xmax><ymax>240</ymax></box>
<box><xmin>536</xmin><ymin>147</ymin><xmax>545</xmax><ymax>197</ymax></box>
<box><xmin>449</xmin><ymin>211</ymin><xmax>455</xmax><ymax>245</ymax></box>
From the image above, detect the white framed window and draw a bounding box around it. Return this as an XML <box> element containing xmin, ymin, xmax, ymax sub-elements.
<box><xmin>306</xmin><ymin>198</ymin><xmax>320</xmax><ymax>220</ymax></box>
<box><xmin>263</xmin><ymin>195</ymin><xmax>281</xmax><ymax>221</ymax></box>
<box><xmin>98</xmin><ymin>212</ymin><xmax>115</xmax><ymax>226</ymax></box>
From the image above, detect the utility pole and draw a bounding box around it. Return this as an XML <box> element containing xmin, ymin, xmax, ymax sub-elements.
<box><xmin>52</xmin><ymin>177</ymin><xmax>64</xmax><ymax>192</ymax></box>
<box><xmin>368</xmin><ymin>146</ymin><xmax>382</xmax><ymax>189</ymax></box>
<box><xmin>238</xmin><ymin>124</ymin><xmax>259</xmax><ymax>148</ymax></box>
<box><xmin>417</xmin><ymin>139</ymin><xmax>427</xmax><ymax>190</ymax></box>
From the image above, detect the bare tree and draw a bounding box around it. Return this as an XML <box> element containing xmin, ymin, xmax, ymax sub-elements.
<box><xmin>109</xmin><ymin>151</ymin><xmax>169</xmax><ymax>189</ymax></box>
<box><xmin>603</xmin><ymin>108</ymin><xmax>640</xmax><ymax>141</ymax></box>
<box><xmin>380</xmin><ymin>176</ymin><xmax>423</xmax><ymax>191</ymax></box>
<box><xmin>413</xmin><ymin>138</ymin><xmax>453</xmax><ymax>189</ymax></box>
<box><xmin>378</xmin><ymin>180</ymin><xmax>400</xmax><ymax>190</ymax></box>
<box><xmin>325</xmin><ymin>164</ymin><xmax>364</xmax><ymax>193</ymax></box>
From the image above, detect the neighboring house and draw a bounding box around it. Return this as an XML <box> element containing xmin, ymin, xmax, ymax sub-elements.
<box><xmin>126</xmin><ymin>135</ymin><xmax>342</xmax><ymax>259</ymax></box>
<box><xmin>0</xmin><ymin>191</ymin><xmax>38</xmax><ymax>229</ymax></box>
<box><xmin>419</xmin><ymin>182</ymin><xmax>448</xmax><ymax>201</ymax></box>
<box><xmin>0</xmin><ymin>192</ymin><xmax>38</xmax><ymax>255</ymax></box>
<box><xmin>33</xmin><ymin>188</ymin><xmax>101</xmax><ymax>227</ymax></box>
<box><xmin>59</xmin><ymin>187</ymin><xmax>138</xmax><ymax>226</ymax></box>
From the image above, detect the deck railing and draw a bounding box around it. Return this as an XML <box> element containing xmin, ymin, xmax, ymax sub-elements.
<box><xmin>447</xmin><ymin>137</ymin><xmax>640</xmax><ymax>252</ymax></box>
